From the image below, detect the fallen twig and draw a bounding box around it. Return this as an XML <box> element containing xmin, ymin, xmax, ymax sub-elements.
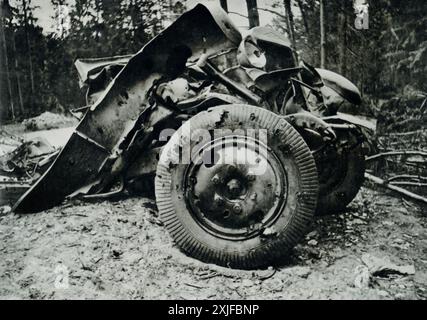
<box><xmin>385</xmin><ymin>159</ymin><xmax>425</xmax><ymax>169</ymax></box>
<box><xmin>258</xmin><ymin>268</ymin><xmax>276</xmax><ymax>281</ymax></box>
<box><xmin>382</xmin><ymin>129</ymin><xmax>426</xmax><ymax>137</ymax></box>
<box><xmin>389</xmin><ymin>181</ymin><xmax>427</xmax><ymax>187</ymax></box>
<box><xmin>366</xmin><ymin>151</ymin><xmax>427</xmax><ymax>162</ymax></box>
<box><xmin>402</xmin><ymin>198</ymin><xmax>415</xmax><ymax>208</ymax></box>
<box><xmin>365</xmin><ymin>172</ymin><xmax>427</xmax><ymax>205</ymax></box>
<box><xmin>419</xmin><ymin>97</ymin><xmax>427</xmax><ymax>118</ymax></box>
<box><xmin>387</xmin><ymin>174</ymin><xmax>427</xmax><ymax>182</ymax></box>
<box><xmin>198</xmin><ymin>272</ymin><xmax>220</xmax><ymax>280</ymax></box>
<box><xmin>184</xmin><ymin>282</ymin><xmax>204</xmax><ymax>289</ymax></box>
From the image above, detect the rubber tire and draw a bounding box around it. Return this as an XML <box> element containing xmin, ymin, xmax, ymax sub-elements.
<box><xmin>155</xmin><ymin>104</ymin><xmax>318</xmax><ymax>269</ymax></box>
<box><xmin>316</xmin><ymin>145</ymin><xmax>365</xmax><ymax>215</ymax></box>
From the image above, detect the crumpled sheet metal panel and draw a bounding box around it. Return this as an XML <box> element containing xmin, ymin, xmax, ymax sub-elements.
<box><xmin>316</xmin><ymin>68</ymin><xmax>362</xmax><ymax>105</ymax></box>
<box><xmin>74</xmin><ymin>55</ymin><xmax>133</xmax><ymax>86</ymax></box>
<box><xmin>13</xmin><ymin>4</ymin><xmax>241</xmax><ymax>213</ymax></box>
<box><xmin>13</xmin><ymin>132</ymin><xmax>110</xmax><ymax>213</ymax></box>
<box><xmin>77</xmin><ymin>3</ymin><xmax>242</xmax><ymax>151</ymax></box>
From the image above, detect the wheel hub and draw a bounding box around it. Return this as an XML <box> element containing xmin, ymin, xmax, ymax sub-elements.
<box><xmin>184</xmin><ymin>136</ymin><xmax>288</xmax><ymax>240</ymax></box>
<box><xmin>226</xmin><ymin>178</ymin><xmax>244</xmax><ymax>198</ymax></box>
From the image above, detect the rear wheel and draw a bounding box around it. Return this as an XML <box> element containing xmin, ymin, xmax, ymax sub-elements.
<box><xmin>286</xmin><ymin>113</ymin><xmax>365</xmax><ymax>215</ymax></box>
<box><xmin>155</xmin><ymin>104</ymin><xmax>318</xmax><ymax>269</ymax></box>
<box><xmin>316</xmin><ymin>141</ymin><xmax>365</xmax><ymax>215</ymax></box>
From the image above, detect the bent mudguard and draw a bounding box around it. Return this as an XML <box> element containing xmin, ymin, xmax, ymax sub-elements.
<box><xmin>12</xmin><ymin>132</ymin><xmax>110</xmax><ymax>213</ymax></box>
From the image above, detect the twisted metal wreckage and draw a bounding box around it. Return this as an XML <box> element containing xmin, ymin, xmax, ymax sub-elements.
<box><xmin>12</xmin><ymin>4</ymin><xmax>375</xmax><ymax>268</ymax></box>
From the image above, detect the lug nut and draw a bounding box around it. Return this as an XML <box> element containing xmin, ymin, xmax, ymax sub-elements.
<box><xmin>214</xmin><ymin>193</ymin><xmax>224</xmax><ymax>206</ymax></box>
<box><xmin>232</xmin><ymin>203</ymin><xmax>242</xmax><ymax>214</ymax></box>
<box><xmin>211</xmin><ymin>174</ymin><xmax>220</xmax><ymax>185</ymax></box>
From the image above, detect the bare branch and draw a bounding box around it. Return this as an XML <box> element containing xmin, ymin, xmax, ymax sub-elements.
<box><xmin>257</xmin><ymin>7</ymin><xmax>287</xmax><ymax>20</ymax></box>
<box><xmin>387</xmin><ymin>174</ymin><xmax>427</xmax><ymax>182</ymax></box>
<box><xmin>365</xmin><ymin>172</ymin><xmax>427</xmax><ymax>205</ymax></box>
<box><xmin>228</xmin><ymin>11</ymin><xmax>248</xmax><ymax>20</ymax></box>
<box><xmin>382</xmin><ymin>129</ymin><xmax>427</xmax><ymax>137</ymax></box>
<box><xmin>389</xmin><ymin>182</ymin><xmax>427</xmax><ymax>187</ymax></box>
<box><xmin>366</xmin><ymin>151</ymin><xmax>427</xmax><ymax>162</ymax></box>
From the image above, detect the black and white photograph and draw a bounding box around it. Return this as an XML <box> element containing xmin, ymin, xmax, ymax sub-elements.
<box><xmin>0</xmin><ymin>0</ymin><xmax>426</xmax><ymax>302</ymax></box>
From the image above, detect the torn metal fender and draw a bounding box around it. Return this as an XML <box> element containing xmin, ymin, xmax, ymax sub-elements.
<box><xmin>300</xmin><ymin>62</ymin><xmax>362</xmax><ymax>106</ymax></box>
<box><xmin>13</xmin><ymin>4</ymin><xmax>242</xmax><ymax>213</ymax></box>
<box><xmin>315</xmin><ymin>68</ymin><xmax>362</xmax><ymax>105</ymax></box>
<box><xmin>323</xmin><ymin>112</ymin><xmax>377</xmax><ymax>132</ymax></box>
<box><xmin>74</xmin><ymin>55</ymin><xmax>133</xmax><ymax>87</ymax></box>
<box><xmin>244</xmin><ymin>26</ymin><xmax>295</xmax><ymax>71</ymax></box>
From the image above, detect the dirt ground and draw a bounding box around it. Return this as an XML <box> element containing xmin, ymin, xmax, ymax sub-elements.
<box><xmin>0</xmin><ymin>185</ymin><xmax>425</xmax><ymax>300</ymax></box>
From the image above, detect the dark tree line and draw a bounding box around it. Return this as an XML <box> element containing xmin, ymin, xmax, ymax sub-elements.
<box><xmin>1</xmin><ymin>0</ymin><xmax>426</xmax><ymax>122</ymax></box>
<box><xmin>0</xmin><ymin>0</ymin><xmax>185</xmax><ymax>121</ymax></box>
<box><xmin>268</xmin><ymin>0</ymin><xmax>426</xmax><ymax>103</ymax></box>
<box><xmin>222</xmin><ymin>0</ymin><xmax>426</xmax><ymax>105</ymax></box>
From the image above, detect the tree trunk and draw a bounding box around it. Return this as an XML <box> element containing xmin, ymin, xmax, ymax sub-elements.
<box><xmin>283</xmin><ymin>0</ymin><xmax>298</xmax><ymax>63</ymax></box>
<box><xmin>10</xmin><ymin>26</ymin><xmax>24</xmax><ymax>116</ymax></box>
<box><xmin>219</xmin><ymin>0</ymin><xmax>228</xmax><ymax>12</ymax></box>
<box><xmin>319</xmin><ymin>0</ymin><xmax>326</xmax><ymax>68</ymax></box>
<box><xmin>22</xmin><ymin>0</ymin><xmax>35</xmax><ymax>101</ymax></box>
<box><xmin>1</xmin><ymin>17</ymin><xmax>15</xmax><ymax>120</ymax></box>
<box><xmin>246</xmin><ymin>0</ymin><xmax>259</xmax><ymax>29</ymax></box>
<box><xmin>296</xmin><ymin>0</ymin><xmax>309</xmax><ymax>35</ymax></box>
<box><xmin>338</xmin><ymin>1</ymin><xmax>348</xmax><ymax>74</ymax></box>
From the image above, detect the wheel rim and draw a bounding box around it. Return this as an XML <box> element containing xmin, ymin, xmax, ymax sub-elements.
<box><xmin>184</xmin><ymin>135</ymin><xmax>288</xmax><ymax>241</ymax></box>
<box><xmin>156</xmin><ymin>104</ymin><xmax>319</xmax><ymax>268</ymax></box>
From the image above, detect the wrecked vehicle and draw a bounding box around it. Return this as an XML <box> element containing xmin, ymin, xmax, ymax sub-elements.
<box><xmin>13</xmin><ymin>4</ymin><xmax>372</xmax><ymax>269</ymax></box>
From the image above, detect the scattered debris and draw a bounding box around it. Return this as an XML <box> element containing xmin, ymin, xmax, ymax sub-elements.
<box><xmin>0</xmin><ymin>136</ymin><xmax>55</xmax><ymax>175</ymax></box>
<box><xmin>0</xmin><ymin>205</ymin><xmax>11</xmax><ymax>215</ymax></box>
<box><xmin>361</xmin><ymin>253</ymin><xmax>415</xmax><ymax>278</ymax></box>
<box><xmin>22</xmin><ymin>112</ymin><xmax>77</xmax><ymax>131</ymax></box>
<box><xmin>184</xmin><ymin>282</ymin><xmax>204</xmax><ymax>289</ymax></box>
<box><xmin>112</xmin><ymin>250</ymin><xmax>123</xmax><ymax>259</ymax></box>
<box><xmin>0</xmin><ymin>126</ymin><xmax>73</xmax><ymax>206</ymax></box>
<box><xmin>0</xmin><ymin>130</ymin><xmax>23</xmax><ymax>157</ymax></box>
